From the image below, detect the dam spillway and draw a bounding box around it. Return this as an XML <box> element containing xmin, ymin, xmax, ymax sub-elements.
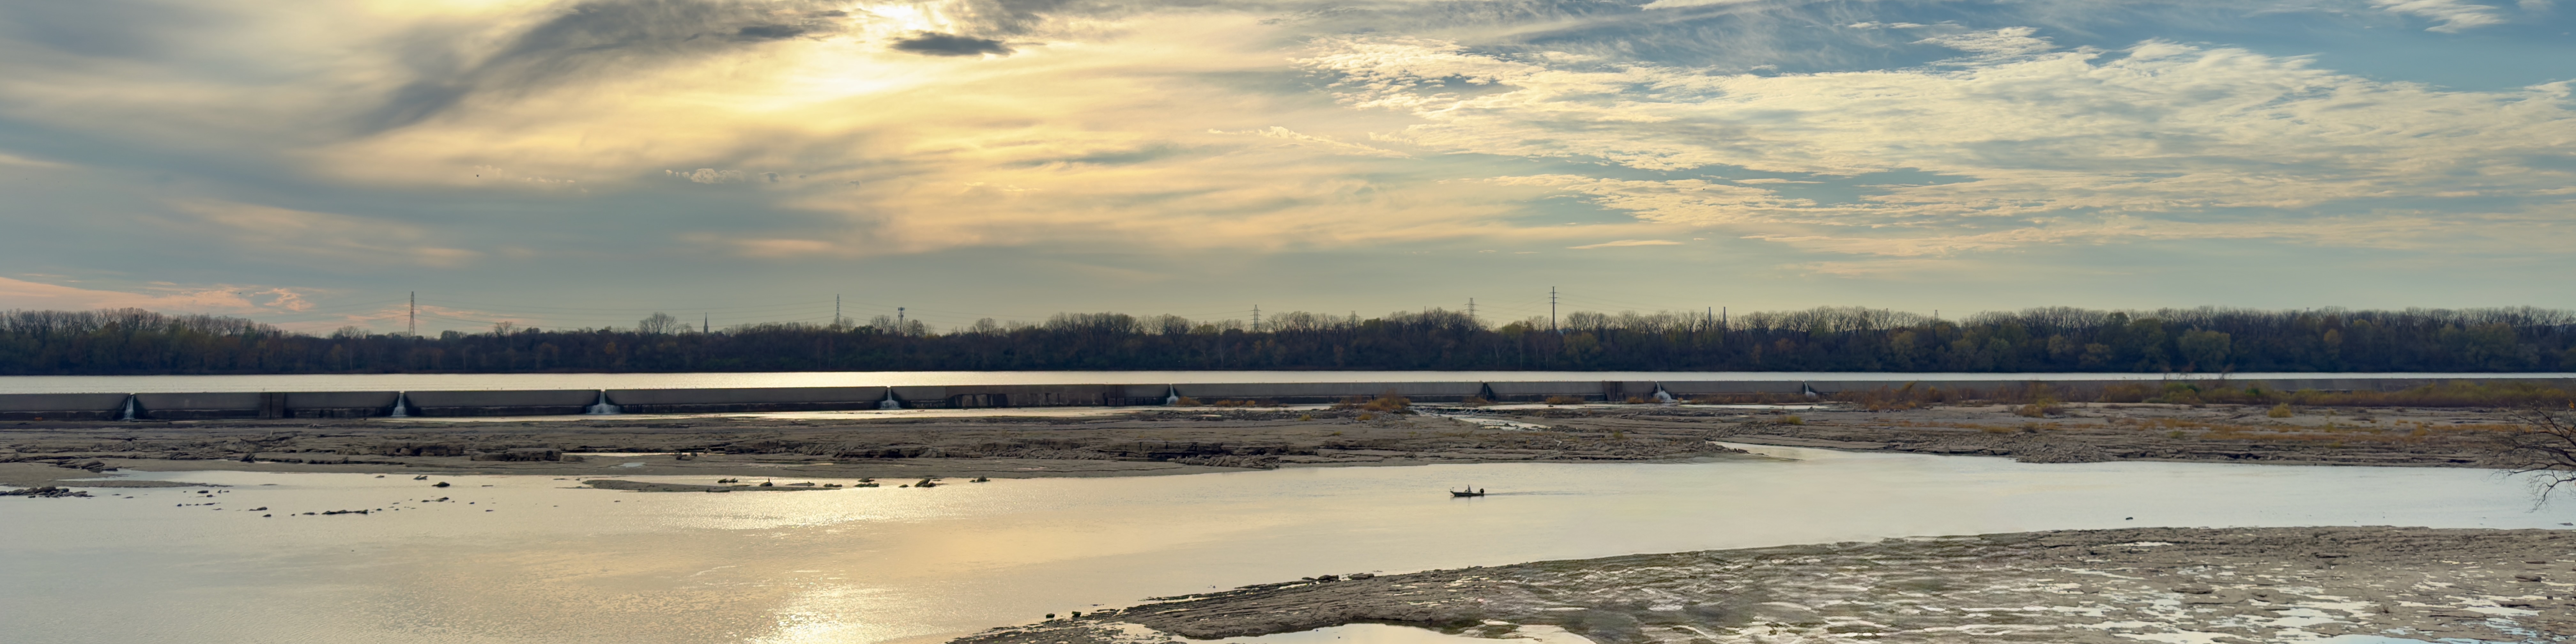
<box><xmin>0</xmin><ymin>374</ymin><xmax>2568</xmax><ymax>420</ymax></box>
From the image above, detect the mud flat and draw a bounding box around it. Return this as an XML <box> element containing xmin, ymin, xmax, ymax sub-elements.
<box><xmin>1525</xmin><ymin>401</ymin><xmax>2526</xmax><ymax>467</ymax></box>
<box><xmin>0</xmin><ymin>402</ymin><xmax>2546</xmax><ymax>489</ymax></box>
<box><xmin>957</xmin><ymin>526</ymin><xmax>2576</xmax><ymax>644</ymax></box>
<box><xmin>0</xmin><ymin>409</ymin><xmax>1736</xmax><ymax>488</ymax></box>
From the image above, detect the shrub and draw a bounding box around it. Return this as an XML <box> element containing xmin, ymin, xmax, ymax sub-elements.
<box><xmin>1171</xmin><ymin>396</ymin><xmax>1203</xmax><ymax>406</ymax></box>
<box><xmin>1780</xmin><ymin>415</ymin><xmax>1804</xmax><ymax>425</ymax></box>
<box><xmin>2013</xmin><ymin>399</ymin><xmax>2064</xmax><ymax>418</ymax></box>
<box><xmin>2267</xmin><ymin>403</ymin><xmax>2294</xmax><ymax>418</ymax></box>
<box><xmin>2097</xmin><ymin>384</ymin><xmax>2156</xmax><ymax>403</ymax></box>
<box><xmin>1544</xmin><ymin>395</ymin><xmax>1584</xmax><ymax>405</ymax></box>
<box><xmin>1836</xmin><ymin>383</ymin><xmax>1943</xmax><ymax>410</ymax></box>
<box><xmin>1359</xmin><ymin>391</ymin><xmax>1410</xmax><ymax>412</ymax></box>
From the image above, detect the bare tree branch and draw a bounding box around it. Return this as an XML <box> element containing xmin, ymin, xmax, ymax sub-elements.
<box><xmin>2493</xmin><ymin>405</ymin><xmax>2576</xmax><ymax>503</ymax></box>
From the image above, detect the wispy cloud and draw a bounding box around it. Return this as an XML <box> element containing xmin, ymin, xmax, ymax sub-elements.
<box><xmin>1210</xmin><ymin>127</ymin><xmax>1413</xmax><ymax>158</ymax></box>
<box><xmin>0</xmin><ymin>276</ymin><xmax>304</xmax><ymax>314</ymax></box>
<box><xmin>0</xmin><ymin>150</ymin><xmax>66</xmax><ymax>168</ymax></box>
<box><xmin>166</xmin><ymin>200</ymin><xmax>480</xmax><ymax>267</ymax></box>
<box><xmin>2371</xmin><ymin>0</ymin><xmax>2511</xmax><ymax>32</ymax></box>
<box><xmin>1569</xmin><ymin>239</ymin><xmax>1685</xmax><ymax>249</ymax></box>
<box><xmin>1304</xmin><ymin>31</ymin><xmax>2576</xmax><ymax>252</ymax></box>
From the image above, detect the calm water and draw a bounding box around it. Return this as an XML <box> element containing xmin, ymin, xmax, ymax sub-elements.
<box><xmin>2</xmin><ymin>447</ymin><xmax>2567</xmax><ymax>644</ymax></box>
<box><xmin>0</xmin><ymin>371</ymin><xmax>2559</xmax><ymax>394</ymax></box>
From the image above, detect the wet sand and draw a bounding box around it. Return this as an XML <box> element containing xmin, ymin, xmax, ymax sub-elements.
<box><xmin>958</xmin><ymin>526</ymin><xmax>2576</xmax><ymax>644</ymax></box>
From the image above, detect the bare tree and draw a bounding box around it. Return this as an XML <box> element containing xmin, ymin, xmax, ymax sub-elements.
<box><xmin>637</xmin><ymin>312</ymin><xmax>680</xmax><ymax>335</ymax></box>
<box><xmin>2494</xmin><ymin>405</ymin><xmax>2576</xmax><ymax>502</ymax></box>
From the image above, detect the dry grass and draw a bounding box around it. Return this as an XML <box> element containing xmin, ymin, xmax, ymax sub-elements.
<box><xmin>2013</xmin><ymin>399</ymin><xmax>2064</xmax><ymax>418</ymax></box>
<box><xmin>1329</xmin><ymin>392</ymin><xmax>1409</xmax><ymax>411</ymax></box>
<box><xmin>1872</xmin><ymin>413</ymin><xmax>2526</xmax><ymax>446</ymax></box>
<box><xmin>1830</xmin><ymin>380</ymin><xmax>2575</xmax><ymax>409</ymax></box>
<box><xmin>1684</xmin><ymin>393</ymin><xmax>1811</xmax><ymax>405</ymax></box>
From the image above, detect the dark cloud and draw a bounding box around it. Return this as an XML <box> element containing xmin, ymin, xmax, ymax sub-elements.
<box><xmin>360</xmin><ymin>0</ymin><xmax>847</xmax><ymax>133</ymax></box>
<box><xmin>0</xmin><ymin>2</ymin><xmax>217</xmax><ymax>59</ymax></box>
<box><xmin>891</xmin><ymin>32</ymin><xmax>1015</xmax><ymax>57</ymax></box>
<box><xmin>734</xmin><ymin>24</ymin><xmax>812</xmax><ymax>40</ymax></box>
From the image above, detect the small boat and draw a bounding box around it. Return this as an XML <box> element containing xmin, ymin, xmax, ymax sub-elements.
<box><xmin>1450</xmin><ymin>487</ymin><xmax>1486</xmax><ymax>497</ymax></box>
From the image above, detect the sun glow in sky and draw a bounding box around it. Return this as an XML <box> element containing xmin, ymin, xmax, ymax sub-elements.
<box><xmin>1</xmin><ymin>0</ymin><xmax>2572</xmax><ymax>332</ymax></box>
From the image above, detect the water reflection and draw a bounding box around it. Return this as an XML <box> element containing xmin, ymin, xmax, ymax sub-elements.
<box><xmin>4</xmin><ymin>454</ymin><xmax>2569</xmax><ymax>643</ymax></box>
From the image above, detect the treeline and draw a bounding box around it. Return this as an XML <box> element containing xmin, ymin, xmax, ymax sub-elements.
<box><xmin>0</xmin><ymin>305</ymin><xmax>2572</xmax><ymax>375</ymax></box>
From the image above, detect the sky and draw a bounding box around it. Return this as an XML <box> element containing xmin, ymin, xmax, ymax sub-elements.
<box><xmin>0</xmin><ymin>0</ymin><xmax>2572</xmax><ymax>334</ymax></box>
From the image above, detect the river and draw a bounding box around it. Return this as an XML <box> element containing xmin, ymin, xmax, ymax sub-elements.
<box><xmin>0</xmin><ymin>371</ymin><xmax>2559</xmax><ymax>394</ymax></box>
<box><xmin>2</xmin><ymin>446</ymin><xmax>2567</xmax><ymax>643</ymax></box>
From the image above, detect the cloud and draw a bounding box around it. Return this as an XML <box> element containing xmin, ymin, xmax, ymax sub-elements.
<box><xmin>4</xmin><ymin>0</ymin><xmax>2568</xmax><ymax>282</ymax></box>
<box><xmin>0</xmin><ymin>276</ymin><xmax>301</xmax><ymax>314</ymax></box>
<box><xmin>1734</xmin><ymin>214</ymin><xmax>2491</xmax><ymax>257</ymax></box>
<box><xmin>2371</xmin><ymin>0</ymin><xmax>2510</xmax><ymax>32</ymax></box>
<box><xmin>891</xmin><ymin>32</ymin><xmax>1013</xmax><ymax>57</ymax></box>
<box><xmin>0</xmin><ymin>150</ymin><xmax>66</xmax><ymax>168</ymax></box>
<box><xmin>669</xmin><ymin>168</ymin><xmax>746</xmax><ymax>184</ymax></box>
<box><xmin>1914</xmin><ymin>26</ymin><xmax>2056</xmax><ymax>56</ymax></box>
<box><xmin>1490</xmin><ymin>175</ymin><xmax>1824</xmax><ymax>224</ymax></box>
<box><xmin>1569</xmin><ymin>239</ymin><xmax>1684</xmax><ymax>249</ymax></box>
<box><xmin>1210</xmin><ymin>126</ymin><xmax>1412</xmax><ymax>158</ymax></box>
<box><xmin>1302</xmin><ymin>31</ymin><xmax>2576</xmax><ymax>252</ymax></box>
<box><xmin>166</xmin><ymin>200</ymin><xmax>481</xmax><ymax>267</ymax></box>
<box><xmin>358</xmin><ymin>0</ymin><xmax>858</xmax><ymax>132</ymax></box>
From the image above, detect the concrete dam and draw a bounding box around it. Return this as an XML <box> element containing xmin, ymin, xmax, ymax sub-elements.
<box><xmin>0</xmin><ymin>375</ymin><xmax>2567</xmax><ymax>420</ymax></box>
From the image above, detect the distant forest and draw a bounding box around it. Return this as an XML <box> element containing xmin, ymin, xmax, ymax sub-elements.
<box><xmin>0</xmin><ymin>306</ymin><xmax>2571</xmax><ymax>375</ymax></box>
